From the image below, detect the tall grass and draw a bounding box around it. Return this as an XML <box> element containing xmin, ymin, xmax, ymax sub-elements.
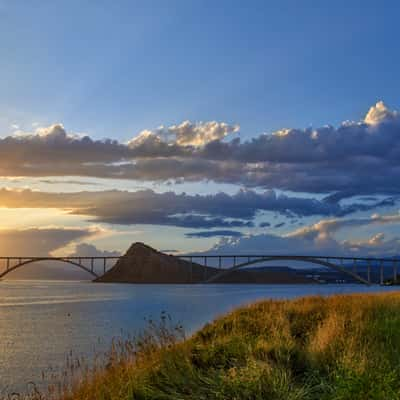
<box><xmin>9</xmin><ymin>293</ymin><xmax>400</xmax><ymax>399</ymax></box>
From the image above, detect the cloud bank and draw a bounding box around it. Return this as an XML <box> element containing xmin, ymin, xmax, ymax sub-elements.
<box><xmin>0</xmin><ymin>188</ymin><xmax>392</xmax><ymax>229</ymax></box>
<box><xmin>2</xmin><ymin>102</ymin><xmax>400</xmax><ymax>198</ymax></box>
<box><xmin>209</xmin><ymin>211</ymin><xmax>400</xmax><ymax>257</ymax></box>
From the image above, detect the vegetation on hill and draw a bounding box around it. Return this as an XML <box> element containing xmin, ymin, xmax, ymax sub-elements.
<box><xmin>22</xmin><ymin>292</ymin><xmax>400</xmax><ymax>400</ymax></box>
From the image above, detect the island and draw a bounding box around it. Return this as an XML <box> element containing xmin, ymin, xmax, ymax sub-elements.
<box><xmin>95</xmin><ymin>242</ymin><xmax>314</xmax><ymax>284</ymax></box>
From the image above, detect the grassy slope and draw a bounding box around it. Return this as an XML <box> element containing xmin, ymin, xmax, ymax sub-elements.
<box><xmin>62</xmin><ymin>293</ymin><xmax>400</xmax><ymax>400</ymax></box>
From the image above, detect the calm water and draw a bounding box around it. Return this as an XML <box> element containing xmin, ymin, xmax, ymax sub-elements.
<box><xmin>0</xmin><ymin>281</ymin><xmax>399</xmax><ymax>393</ymax></box>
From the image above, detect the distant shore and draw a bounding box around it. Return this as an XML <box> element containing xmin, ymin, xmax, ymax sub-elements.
<box><xmin>24</xmin><ymin>291</ymin><xmax>400</xmax><ymax>399</ymax></box>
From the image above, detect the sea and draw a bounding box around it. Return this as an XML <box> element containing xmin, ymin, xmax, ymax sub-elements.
<box><xmin>0</xmin><ymin>280</ymin><xmax>399</xmax><ymax>394</ymax></box>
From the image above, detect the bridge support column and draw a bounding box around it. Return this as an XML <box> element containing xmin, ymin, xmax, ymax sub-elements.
<box><xmin>91</xmin><ymin>258</ymin><xmax>94</xmax><ymax>273</ymax></box>
<box><xmin>394</xmin><ymin>260</ymin><xmax>398</xmax><ymax>284</ymax></box>
<box><xmin>380</xmin><ymin>260</ymin><xmax>384</xmax><ymax>285</ymax></box>
<box><xmin>103</xmin><ymin>258</ymin><xmax>106</xmax><ymax>274</ymax></box>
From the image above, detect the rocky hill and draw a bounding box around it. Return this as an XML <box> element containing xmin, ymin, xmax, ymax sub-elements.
<box><xmin>95</xmin><ymin>242</ymin><xmax>313</xmax><ymax>284</ymax></box>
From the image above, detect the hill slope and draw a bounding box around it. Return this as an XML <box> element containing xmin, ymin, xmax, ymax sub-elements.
<box><xmin>53</xmin><ymin>292</ymin><xmax>400</xmax><ymax>400</ymax></box>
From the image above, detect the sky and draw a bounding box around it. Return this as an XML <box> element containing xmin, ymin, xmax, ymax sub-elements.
<box><xmin>1</xmin><ymin>0</ymin><xmax>400</xmax><ymax>277</ymax></box>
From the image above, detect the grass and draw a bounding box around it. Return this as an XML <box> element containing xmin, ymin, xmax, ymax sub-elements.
<box><xmin>12</xmin><ymin>292</ymin><xmax>400</xmax><ymax>399</ymax></box>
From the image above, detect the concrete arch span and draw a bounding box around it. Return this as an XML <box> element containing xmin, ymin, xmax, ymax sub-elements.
<box><xmin>204</xmin><ymin>256</ymin><xmax>370</xmax><ymax>285</ymax></box>
<box><xmin>0</xmin><ymin>257</ymin><xmax>99</xmax><ymax>279</ymax></box>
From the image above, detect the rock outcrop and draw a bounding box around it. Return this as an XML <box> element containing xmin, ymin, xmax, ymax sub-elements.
<box><xmin>95</xmin><ymin>242</ymin><xmax>213</xmax><ymax>283</ymax></box>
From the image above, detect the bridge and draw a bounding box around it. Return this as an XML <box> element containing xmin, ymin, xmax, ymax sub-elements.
<box><xmin>0</xmin><ymin>254</ymin><xmax>398</xmax><ymax>285</ymax></box>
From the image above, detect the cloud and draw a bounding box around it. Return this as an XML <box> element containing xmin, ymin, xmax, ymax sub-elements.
<box><xmin>128</xmin><ymin>120</ymin><xmax>239</xmax><ymax>147</ymax></box>
<box><xmin>0</xmin><ymin>188</ymin><xmax>391</xmax><ymax>229</ymax></box>
<box><xmin>185</xmin><ymin>230</ymin><xmax>244</xmax><ymax>238</ymax></box>
<box><xmin>207</xmin><ymin>211</ymin><xmax>400</xmax><ymax>257</ymax></box>
<box><xmin>66</xmin><ymin>242</ymin><xmax>120</xmax><ymax>257</ymax></box>
<box><xmin>127</xmin><ymin>102</ymin><xmax>400</xmax><ymax>196</ymax></box>
<box><xmin>0</xmin><ymin>226</ymin><xmax>99</xmax><ymax>257</ymax></box>
<box><xmin>288</xmin><ymin>212</ymin><xmax>400</xmax><ymax>241</ymax></box>
<box><xmin>0</xmin><ymin>123</ymin><xmax>130</xmax><ymax>167</ymax></box>
<box><xmin>364</xmin><ymin>101</ymin><xmax>398</xmax><ymax>125</ymax></box>
<box><xmin>1</xmin><ymin>103</ymin><xmax>400</xmax><ymax>198</ymax></box>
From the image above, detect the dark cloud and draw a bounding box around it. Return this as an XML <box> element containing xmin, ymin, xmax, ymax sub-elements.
<box><xmin>185</xmin><ymin>230</ymin><xmax>244</xmax><ymax>238</ymax></box>
<box><xmin>0</xmin><ymin>187</ymin><xmax>391</xmax><ymax>229</ymax></box>
<box><xmin>39</xmin><ymin>179</ymin><xmax>100</xmax><ymax>186</ymax></box>
<box><xmin>1</xmin><ymin>124</ymin><xmax>129</xmax><ymax>164</ymax></box>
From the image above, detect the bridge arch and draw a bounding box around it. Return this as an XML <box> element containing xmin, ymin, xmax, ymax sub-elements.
<box><xmin>0</xmin><ymin>258</ymin><xmax>99</xmax><ymax>279</ymax></box>
<box><xmin>204</xmin><ymin>256</ymin><xmax>370</xmax><ymax>285</ymax></box>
